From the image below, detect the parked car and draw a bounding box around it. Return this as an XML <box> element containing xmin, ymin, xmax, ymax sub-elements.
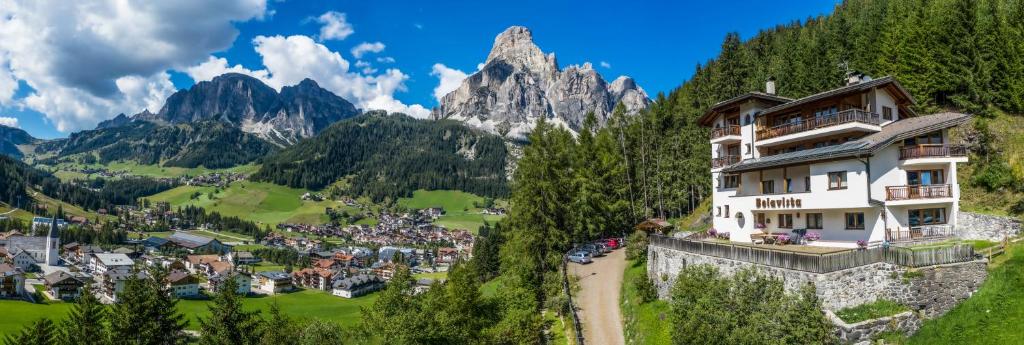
<box><xmin>579</xmin><ymin>244</ymin><xmax>604</xmax><ymax>257</ymax></box>
<box><xmin>593</xmin><ymin>242</ymin><xmax>611</xmax><ymax>253</ymax></box>
<box><xmin>605</xmin><ymin>238</ymin><xmax>620</xmax><ymax>249</ymax></box>
<box><xmin>567</xmin><ymin>251</ymin><xmax>592</xmax><ymax>264</ymax></box>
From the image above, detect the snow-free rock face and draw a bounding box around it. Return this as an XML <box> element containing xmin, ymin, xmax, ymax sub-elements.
<box><xmin>134</xmin><ymin>73</ymin><xmax>359</xmax><ymax>145</ymax></box>
<box><xmin>432</xmin><ymin>26</ymin><xmax>650</xmax><ymax>139</ymax></box>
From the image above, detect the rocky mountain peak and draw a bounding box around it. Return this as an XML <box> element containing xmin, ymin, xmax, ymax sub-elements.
<box><xmin>433</xmin><ymin>26</ymin><xmax>650</xmax><ymax>139</ymax></box>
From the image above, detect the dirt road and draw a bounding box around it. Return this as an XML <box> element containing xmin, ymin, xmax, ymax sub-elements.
<box><xmin>570</xmin><ymin>248</ymin><xmax>627</xmax><ymax>345</ymax></box>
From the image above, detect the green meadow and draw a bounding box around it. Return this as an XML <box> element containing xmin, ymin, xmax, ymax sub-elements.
<box><xmin>397</xmin><ymin>190</ymin><xmax>505</xmax><ymax>234</ymax></box>
<box><xmin>144</xmin><ymin>181</ymin><xmax>352</xmax><ymax>227</ymax></box>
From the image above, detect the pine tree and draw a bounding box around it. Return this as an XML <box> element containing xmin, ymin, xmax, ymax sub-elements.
<box><xmin>4</xmin><ymin>318</ymin><xmax>57</xmax><ymax>345</ymax></box>
<box><xmin>259</xmin><ymin>303</ymin><xmax>298</xmax><ymax>345</ymax></box>
<box><xmin>60</xmin><ymin>285</ymin><xmax>108</xmax><ymax>345</ymax></box>
<box><xmin>199</xmin><ymin>277</ymin><xmax>263</xmax><ymax>345</ymax></box>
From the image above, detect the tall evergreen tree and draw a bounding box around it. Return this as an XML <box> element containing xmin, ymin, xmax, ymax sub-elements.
<box><xmin>59</xmin><ymin>285</ymin><xmax>108</xmax><ymax>345</ymax></box>
<box><xmin>4</xmin><ymin>318</ymin><xmax>57</xmax><ymax>345</ymax></box>
<box><xmin>199</xmin><ymin>278</ymin><xmax>263</xmax><ymax>345</ymax></box>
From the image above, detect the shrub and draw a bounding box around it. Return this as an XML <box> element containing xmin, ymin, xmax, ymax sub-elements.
<box><xmin>626</xmin><ymin>231</ymin><xmax>650</xmax><ymax>262</ymax></box>
<box><xmin>633</xmin><ymin>273</ymin><xmax>658</xmax><ymax>303</ymax></box>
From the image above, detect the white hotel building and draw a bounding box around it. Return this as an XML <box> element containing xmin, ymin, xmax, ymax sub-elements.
<box><xmin>701</xmin><ymin>75</ymin><xmax>970</xmax><ymax>248</ymax></box>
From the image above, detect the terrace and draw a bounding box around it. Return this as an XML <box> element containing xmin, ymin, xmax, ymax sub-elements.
<box><xmin>898</xmin><ymin>144</ymin><xmax>968</xmax><ymax>160</ymax></box>
<box><xmin>755</xmin><ymin>109</ymin><xmax>881</xmax><ymax>141</ymax></box>
<box><xmin>711</xmin><ymin>125</ymin><xmax>742</xmax><ymax>144</ymax></box>
<box><xmin>885</xmin><ymin>184</ymin><xmax>952</xmax><ymax>201</ymax></box>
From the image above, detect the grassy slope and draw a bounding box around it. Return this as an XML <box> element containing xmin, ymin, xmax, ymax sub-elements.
<box><xmin>0</xmin><ymin>190</ymin><xmax>117</xmax><ymax>223</ymax></box>
<box><xmin>0</xmin><ymin>289</ymin><xmax>375</xmax><ymax>336</ymax></box>
<box><xmin>39</xmin><ymin>161</ymin><xmax>260</xmax><ymax>181</ymax></box>
<box><xmin>145</xmin><ymin>181</ymin><xmax>348</xmax><ymax>227</ymax></box>
<box><xmin>956</xmin><ymin>113</ymin><xmax>1024</xmax><ymax>217</ymax></box>
<box><xmin>620</xmin><ymin>260</ymin><xmax>671</xmax><ymax>345</ymax></box>
<box><xmin>907</xmin><ymin>241</ymin><xmax>1024</xmax><ymax>344</ymax></box>
<box><xmin>397</xmin><ymin>190</ymin><xmax>505</xmax><ymax>234</ymax></box>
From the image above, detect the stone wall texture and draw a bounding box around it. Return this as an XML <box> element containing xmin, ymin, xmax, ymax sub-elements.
<box><xmin>648</xmin><ymin>245</ymin><xmax>987</xmax><ymax>318</ymax></box>
<box><xmin>958</xmin><ymin>211</ymin><xmax>1021</xmax><ymax>241</ymax></box>
<box><xmin>826</xmin><ymin>310</ymin><xmax>921</xmax><ymax>344</ymax></box>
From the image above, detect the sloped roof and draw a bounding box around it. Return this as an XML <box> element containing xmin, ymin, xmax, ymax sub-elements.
<box><xmin>722</xmin><ymin>112</ymin><xmax>970</xmax><ymax>173</ymax></box>
<box><xmin>44</xmin><ymin>271</ymin><xmax>82</xmax><ymax>285</ymax></box>
<box><xmin>167</xmin><ymin>232</ymin><xmax>215</xmax><ymax>249</ymax></box>
<box><xmin>699</xmin><ymin>92</ymin><xmax>793</xmax><ymax>126</ymax></box>
<box><xmin>93</xmin><ymin>253</ymin><xmax>134</xmax><ymax>267</ymax></box>
<box><xmin>757</xmin><ymin>77</ymin><xmax>915</xmax><ymax>117</ymax></box>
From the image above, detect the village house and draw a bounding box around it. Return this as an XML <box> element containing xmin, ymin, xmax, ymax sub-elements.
<box><xmin>331</xmin><ymin>274</ymin><xmax>384</xmax><ymax>298</ymax></box>
<box><xmin>166</xmin><ymin>231</ymin><xmax>231</xmax><ymax>254</ymax></box>
<box><xmin>165</xmin><ymin>270</ymin><xmax>200</xmax><ymax>298</ymax></box>
<box><xmin>228</xmin><ymin>251</ymin><xmax>260</xmax><ymax>265</ymax></box>
<box><xmin>202</xmin><ymin>261</ymin><xmax>234</xmax><ymax>277</ymax></box>
<box><xmin>185</xmin><ymin>254</ymin><xmax>221</xmax><ymax>273</ymax></box>
<box><xmin>0</xmin><ymin>263</ymin><xmax>25</xmax><ymax>298</ymax></box>
<box><xmin>256</xmin><ymin>271</ymin><xmax>293</xmax><ymax>294</ymax></box>
<box><xmin>89</xmin><ymin>253</ymin><xmax>134</xmax><ymax>276</ymax></box>
<box><xmin>43</xmin><ymin>271</ymin><xmax>85</xmax><ymax>300</ymax></box>
<box><xmin>103</xmin><ymin>271</ymin><xmax>148</xmax><ymax>302</ymax></box>
<box><xmin>292</xmin><ymin>268</ymin><xmax>338</xmax><ymax>291</ymax></box>
<box><xmin>701</xmin><ymin>75</ymin><xmax>970</xmax><ymax>247</ymax></box>
<box><xmin>436</xmin><ymin>247</ymin><xmax>459</xmax><ymax>265</ymax></box>
<box><xmin>209</xmin><ymin>272</ymin><xmax>252</xmax><ymax>295</ymax></box>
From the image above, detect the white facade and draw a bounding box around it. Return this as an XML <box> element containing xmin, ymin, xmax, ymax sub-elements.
<box><xmin>705</xmin><ymin>78</ymin><xmax>968</xmax><ymax>248</ymax></box>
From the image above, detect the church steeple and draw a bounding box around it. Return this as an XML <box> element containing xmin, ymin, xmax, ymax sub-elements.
<box><xmin>48</xmin><ymin>214</ymin><xmax>59</xmax><ymax>239</ymax></box>
<box><xmin>44</xmin><ymin>211</ymin><xmax>60</xmax><ymax>266</ymax></box>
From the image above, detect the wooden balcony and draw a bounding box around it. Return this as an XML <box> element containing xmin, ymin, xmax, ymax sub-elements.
<box><xmin>711</xmin><ymin>125</ymin><xmax>741</xmax><ymax>140</ymax></box>
<box><xmin>712</xmin><ymin>155</ymin><xmax>740</xmax><ymax>169</ymax></box>
<box><xmin>885</xmin><ymin>225</ymin><xmax>956</xmax><ymax>243</ymax></box>
<box><xmin>885</xmin><ymin>184</ymin><xmax>952</xmax><ymax>201</ymax></box>
<box><xmin>899</xmin><ymin>144</ymin><xmax>968</xmax><ymax>160</ymax></box>
<box><xmin>756</xmin><ymin>109</ymin><xmax>881</xmax><ymax>141</ymax></box>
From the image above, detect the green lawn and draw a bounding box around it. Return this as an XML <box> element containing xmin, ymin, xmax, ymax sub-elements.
<box><xmin>835</xmin><ymin>299</ymin><xmax>909</xmax><ymax>324</ymax></box>
<box><xmin>0</xmin><ymin>289</ymin><xmax>376</xmax><ymax>336</ymax></box>
<box><xmin>0</xmin><ymin>300</ymin><xmax>72</xmax><ymax>335</ymax></box>
<box><xmin>145</xmin><ymin>181</ymin><xmax>343</xmax><ymax>227</ymax></box>
<box><xmin>249</xmin><ymin>261</ymin><xmax>286</xmax><ymax>272</ymax></box>
<box><xmin>907</xmin><ymin>241</ymin><xmax>1024</xmax><ymax>344</ymax></box>
<box><xmin>397</xmin><ymin>190</ymin><xmax>505</xmax><ymax>234</ymax></box>
<box><xmin>620</xmin><ymin>260</ymin><xmax>671</xmax><ymax>345</ymax></box>
<box><xmin>413</xmin><ymin>271</ymin><xmax>449</xmax><ymax>280</ymax></box>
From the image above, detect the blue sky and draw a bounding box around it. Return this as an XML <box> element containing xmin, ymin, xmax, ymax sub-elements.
<box><xmin>0</xmin><ymin>0</ymin><xmax>839</xmax><ymax>139</ymax></box>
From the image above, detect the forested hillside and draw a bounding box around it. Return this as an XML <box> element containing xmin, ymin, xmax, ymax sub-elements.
<box><xmin>37</xmin><ymin>121</ymin><xmax>275</xmax><ymax>169</ymax></box>
<box><xmin>0</xmin><ymin>154</ymin><xmax>173</xmax><ymax>215</ymax></box>
<box><xmin>253</xmin><ymin>111</ymin><xmax>509</xmax><ymax>201</ymax></box>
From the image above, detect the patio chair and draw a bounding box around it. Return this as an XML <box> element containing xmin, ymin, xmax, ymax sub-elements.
<box><xmin>749</xmin><ymin>229</ymin><xmax>766</xmax><ymax>245</ymax></box>
<box><xmin>790</xmin><ymin>229</ymin><xmax>806</xmax><ymax>244</ymax></box>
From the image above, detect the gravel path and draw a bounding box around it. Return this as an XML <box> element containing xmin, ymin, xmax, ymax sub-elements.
<box><xmin>570</xmin><ymin>248</ymin><xmax>626</xmax><ymax>345</ymax></box>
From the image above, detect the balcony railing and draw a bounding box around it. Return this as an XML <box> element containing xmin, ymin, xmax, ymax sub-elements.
<box><xmin>899</xmin><ymin>144</ymin><xmax>968</xmax><ymax>160</ymax></box>
<box><xmin>712</xmin><ymin>155</ymin><xmax>741</xmax><ymax>169</ymax></box>
<box><xmin>711</xmin><ymin>125</ymin><xmax>741</xmax><ymax>140</ymax></box>
<box><xmin>756</xmin><ymin>109</ymin><xmax>881</xmax><ymax>141</ymax></box>
<box><xmin>885</xmin><ymin>184</ymin><xmax>952</xmax><ymax>201</ymax></box>
<box><xmin>885</xmin><ymin>225</ymin><xmax>956</xmax><ymax>243</ymax></box>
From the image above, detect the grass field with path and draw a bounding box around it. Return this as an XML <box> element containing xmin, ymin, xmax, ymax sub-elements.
<box><xmin>145</xmin><ymin>181</ymin><xmax>352</xmax><ymax>227</ymax></box>
<box><xmin>397</xmin><ymin>190</ymin><xmax>505</xmax><ymax>234</ymax></box>
<box><xmin>0</xmin><ymin>289</ymin><xmax>375</xmax><ymax>336</ymax></box>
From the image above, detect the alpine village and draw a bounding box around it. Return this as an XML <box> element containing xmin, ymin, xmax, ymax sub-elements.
<box><xmin>1</xmin><ymin>1</ymin><xmax>1024</xmax><ymax>344</ymax></box>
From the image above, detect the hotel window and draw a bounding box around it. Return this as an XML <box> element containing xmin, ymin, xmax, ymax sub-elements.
<box><xmin>804</xmin><ymin>176</ymin><xmax>811</xmax><ymax>192</ymax></box>
<box><xmin>828</xmin><ymin>171</ymin><xmax>848</xmax><ymax>190</ymax></box>
<box><xmin>755</xmin><ymin>213</ymin><xmax>766</xmax><ymax>226</ymax></box>
<box><xmin>723</xmin><ymin>174</ymin><xmax>740</xmax><ymax>189</ymax></box>
<box><xmin>716</xmin><ymin>207</ymin><xmax>721</xmax><ymax>217</ymax></box>
<box><xmin>908</xmin><ymin>208</ymin><xmax>947</xmax><ymax>227</ymax></box>
<box><xmin>724</xmin><ymin>205</ymin><xmax>730</xmax><ymax>218</ymax></box>
<box><xmin>778</xmin><ymin>214</ymin><xmax>793</xmax><ymax>229</ymax></box>
<box><xmin>806</xmin><ymin>213</ymin><xmax>823</xmax><ymax>229</ymax></box>
<box><xmin>845</xmin><ymin>213</ymin><xmax>865</xmax><ymax>230</ymax></box>
<box><xmin>907</xmin><ymin>170</ymin><xmax>944</xmax><ymax>185</ymax></box>
<box><xmin>882</xmin><ymin>106</ymin><xmax>893</xmax><ymax>121</ymax></box>
<box><xmin>785</xmin><ymin>178</ymin><xmax>793</xmax><ymax>193</ymax></box>
<box><xmin>745</xmin><ymin>144</ymin><xmax>751</xmax><ymax>154</ymax></box>
<box><xmin>814</xmin><ymin>106</ymin><xmax>838</xmax><ymax>118</ymax></box>
<box><xmin>761</xmin><ymin>180</ymin><xmax>775</xmax><ymax>194</ymax></box>
<box><xmin>904</xmin><ymin>131</ymin><xmax>944</xmax><ymax>146</ymax></box>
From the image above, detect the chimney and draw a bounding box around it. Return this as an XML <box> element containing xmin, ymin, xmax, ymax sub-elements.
<box><xmin>765</xmin><ymin>77</ymin><xmax>776</xmax><ymax>95</ymax></box>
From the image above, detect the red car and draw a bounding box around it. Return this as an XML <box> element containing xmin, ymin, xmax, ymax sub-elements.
<box><xmin>605</xmin><ymin>238</ymin><xmax>619</xmax><ymax>249</ymax></box>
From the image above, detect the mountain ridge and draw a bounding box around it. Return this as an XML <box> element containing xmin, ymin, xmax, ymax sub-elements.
<box><xmin>432</xmin><ymin>26</ymin><xmax>650</xmax><ymax>139</ymax></box>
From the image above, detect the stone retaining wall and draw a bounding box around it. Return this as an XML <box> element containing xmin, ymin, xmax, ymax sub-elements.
<box><xmin>958</xmin><ymin>211</ymin><xmax>1021</xmax><ymax>241</ymax></box>
<box><xmin>826</xmin><ymin>310</ymin><xmax>921</xmax><ymax>344</ymax></box>
<box><xmin>648</xmin><ymin>245</ymin><xmax>987</xmax><ymax>317</ymax></box>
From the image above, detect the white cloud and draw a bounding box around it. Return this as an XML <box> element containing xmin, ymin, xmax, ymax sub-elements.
<box><xmin>0</xmin><ymin>0</ymin><xmax>268</xmax><ymax>132</ymax></box>
<box><xmin>0</xmin><ymin>117</ymin><xmax>19</xmax><ymax>128</ymax></box>
<box><xmin>185</xmin><ymin>34</ymin><xmax>429</xmax><ymax>118</ymax></box>
<box><xmin>600</xmin><ymin>61</ymin><xmax>611</xmax><ymax>69</ymax></box>
<box><xmin>413</xmin><ymin>23</ymin><xmax>423</xmax><ymax>30</ymax></box>
<box><xmin>377</xmin><ymin>57</ymin><xmax>396</xmax><ymax>64</ymax></box>
<box><xmin>316</xmin><ymin>11</ymin><xmax>354</xmax><ymax>41</ymax></box>
<box><xmin>354</xmin><ymin>60</ymin><xmax>377</xmax><ymax>75</ymax></box>
<box><xmin>430</xmin><ymin>63</ymin><xmax>468</xmax><ymax>102</ymax></box>
<box><xmin>351</xmin><ymin>42</ymin><xmax>385</xmax><ymax>59</ymax></box>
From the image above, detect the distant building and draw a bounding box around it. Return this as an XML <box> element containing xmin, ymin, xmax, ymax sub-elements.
<box><xmin>209</xmin><ymin>272</ymin><xmax>252</xmax><ymax>295</ymax></box>
<box><xmin>90</xmin><ymin>253</ymin><xmax>134</xmax><ymax>276</ymax></box>
<box><xmin>43</xmin><ymin>271</ymin><xmax>84</xmax><ymax>300</ymax></box>
<box><xmin>256</xmin><ymin>271</ymin><xmax>292</xmax><ymax>294</ymax></box>
<box><xmin>331</xmin><ymin>274</ymin><xmax>383</xmax><ymax>298</ymax></box>
<box><xmin>166</xmin><ymin>232</ymin><xmax>231</xmax><ymax>254</ymax></box>
<box><xmin>5</xmin><ymin>217</ymin><xmax>62</xmax><ymax>267</ymax></box>
<box><xmin>165</xmin><ymin>271</ymin><xmax>200</xmax><ymax>298</ymax></box>
<box><xmin>0</xmin><ymin>264</ymin><xmax>25</xmax><ymax>298</ymax></box>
